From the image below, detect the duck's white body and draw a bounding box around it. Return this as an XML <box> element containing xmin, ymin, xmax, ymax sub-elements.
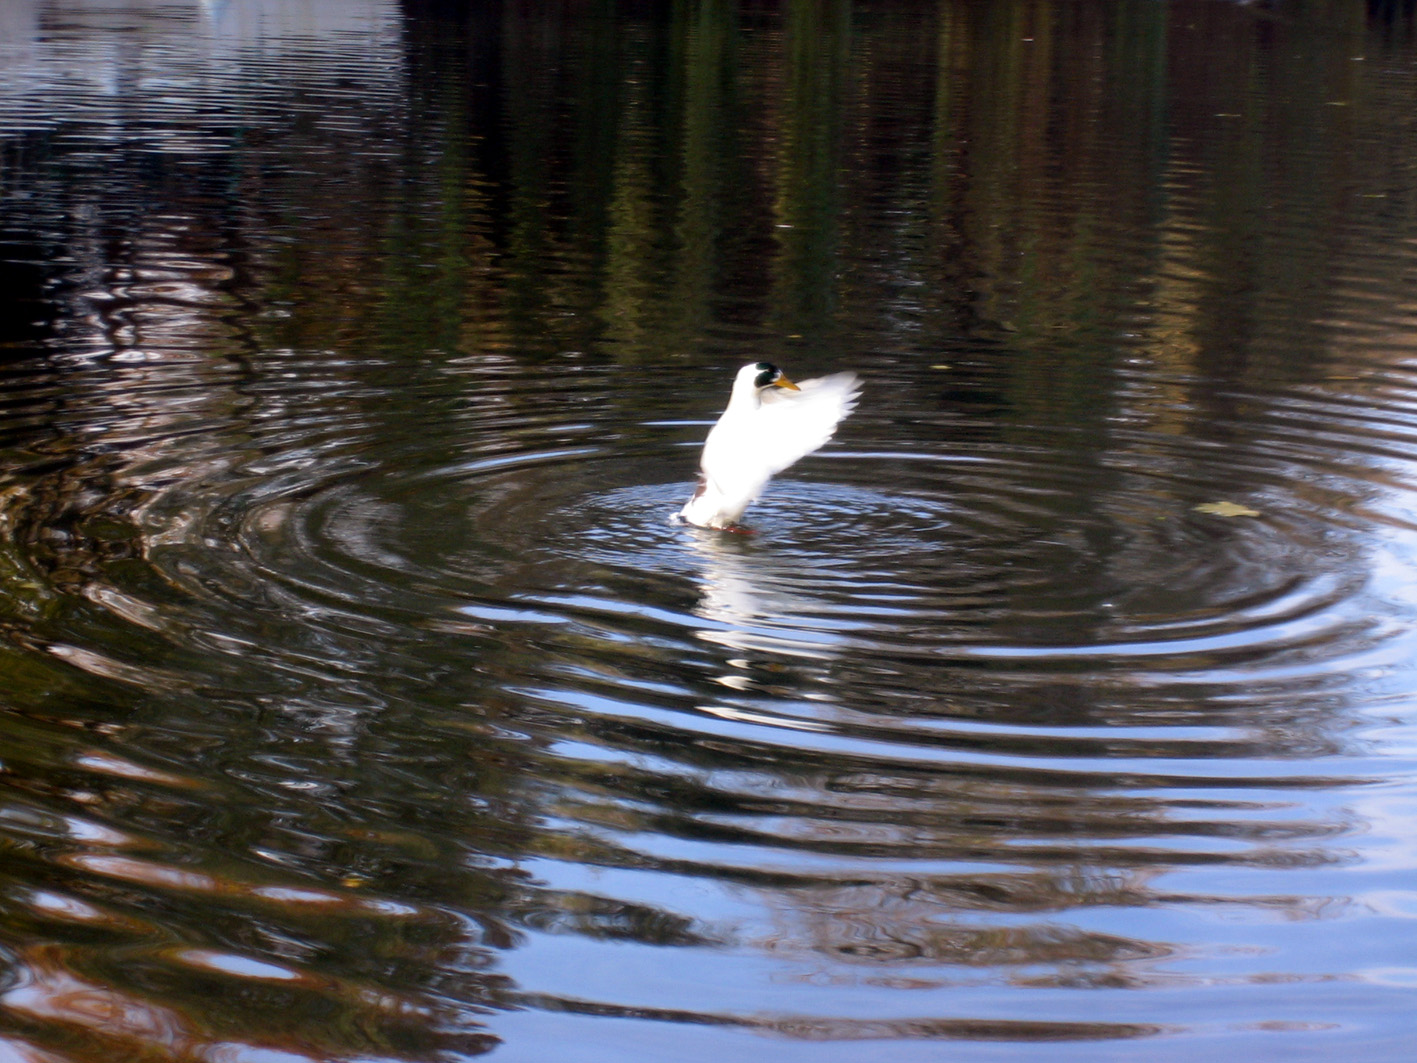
<box><xmin>680</xmin><ymin>362</ymin><xmax>859</xmax><ymax>529</ymax></box>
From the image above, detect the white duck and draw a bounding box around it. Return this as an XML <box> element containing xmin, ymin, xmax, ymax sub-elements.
<box><xmin>679</xmin><ymin>361</ymin><xmax>860</xmax><ymax>529</ymax></box>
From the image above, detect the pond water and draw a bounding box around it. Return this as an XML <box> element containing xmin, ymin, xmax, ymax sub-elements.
<box><xmin>2</xmin><ymin>0</ymin><xmax>1417</xmax><ymax>1060</ymax></box>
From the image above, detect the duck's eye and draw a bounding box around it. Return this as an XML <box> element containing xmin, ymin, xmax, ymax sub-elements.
<box><xmin>754</xmin><ymin>363</ymin><xmax>779</xmax><ymax>389</ymax></box>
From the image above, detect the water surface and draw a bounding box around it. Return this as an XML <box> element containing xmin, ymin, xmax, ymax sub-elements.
<box><xmin>1</xmin><ymin>1</ymin><xmax>1417</xmax><ymax>1060</ymax></box>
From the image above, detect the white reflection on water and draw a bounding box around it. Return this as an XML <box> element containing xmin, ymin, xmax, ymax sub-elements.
<box><xmin>684</xmin><ymin>527</ymin><xmax>856</xmax><ymax>732</ymax></box>
<box><xmin>0</xmin><ymin>0</ymin><xmax>400</xmax><ymax>133</ymax></box>
<box><xmin>686</xmin><ymin>527</ymin><xmax>859</xmax><ymax>661</ymax></box>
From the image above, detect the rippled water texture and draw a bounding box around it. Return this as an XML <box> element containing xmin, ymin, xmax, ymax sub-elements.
<box><xmin>2</xmin><ymin>0</ymin><xmax>1417</xmax><ymax>1060</ymax></box>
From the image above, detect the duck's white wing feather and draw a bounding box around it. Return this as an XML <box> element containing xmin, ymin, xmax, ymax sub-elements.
<box><xmin>752</xmin><ymin>372</ymin><xmax>860</xmax><ymax>474</ymax></box>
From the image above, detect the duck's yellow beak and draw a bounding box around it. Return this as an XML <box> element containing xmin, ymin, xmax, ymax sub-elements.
<box><xmin>774</xmin><ymin>375</ymin><xmax>800</xmax><ymax>391</ymax></box>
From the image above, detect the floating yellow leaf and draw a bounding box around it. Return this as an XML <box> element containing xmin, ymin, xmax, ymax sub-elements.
<box><xmin>1194</xmin><ymin>501</ymin><xmax>1260</xmax><ymax>518</ymax></box>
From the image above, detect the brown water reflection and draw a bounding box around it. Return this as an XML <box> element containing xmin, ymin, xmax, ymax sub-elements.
<box><xmin>1</xmin><ymin>0</ymin><xmax>1417</xmax><ymax>1061</ymax></box>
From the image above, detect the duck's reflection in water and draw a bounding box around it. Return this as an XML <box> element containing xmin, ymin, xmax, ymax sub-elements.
<box><xmin>683</xmin><ymin>528</ymin><xmax>859</xmax><ymax>728</ymax></box>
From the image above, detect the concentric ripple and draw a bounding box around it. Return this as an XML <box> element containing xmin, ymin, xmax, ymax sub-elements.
<box><xmin>75</xmin><ymin>378</ymin><xmax>1398</xmax><ymax>869</ymax></box>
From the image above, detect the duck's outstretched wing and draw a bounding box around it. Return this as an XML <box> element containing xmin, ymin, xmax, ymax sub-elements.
<box><xmin>751</xmin><ymin>372</ymin><xmax>860</xmax><ymax>475</ymax></box>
